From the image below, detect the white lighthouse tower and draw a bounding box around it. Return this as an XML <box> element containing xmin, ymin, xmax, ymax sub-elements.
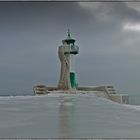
<box><xmin>57</xmin><ymin>30</ymin><xmax>79</xmax><ymax>90</ymax></box>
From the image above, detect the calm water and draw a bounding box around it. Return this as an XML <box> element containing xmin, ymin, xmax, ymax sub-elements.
<box><xmin>129</xmin><ymin>94</ymin><xmax>140</xmax><ymax>105</ymax></box>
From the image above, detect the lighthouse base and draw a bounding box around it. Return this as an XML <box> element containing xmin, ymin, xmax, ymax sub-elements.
<box><xmin>33</xmin><ymin>85</ymin><xmax>129</xmax><ymax>104</ymax></box>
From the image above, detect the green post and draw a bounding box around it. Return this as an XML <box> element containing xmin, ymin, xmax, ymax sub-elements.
<box><xmin>70</xmin><ymin>72</ymin><xmax>77</xmax><ymax>89</ymax></box>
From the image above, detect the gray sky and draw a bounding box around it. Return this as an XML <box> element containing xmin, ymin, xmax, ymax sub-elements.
<box><xmin>1</xmin><ymin>2</ymin><xmax>140</xmax><ymax>95</ymax></box>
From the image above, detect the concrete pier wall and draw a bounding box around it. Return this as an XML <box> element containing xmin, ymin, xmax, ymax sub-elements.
<box><xmin>33</xmin><ymin>85</ymin><xmax>129</xmax><ymax>104</ymax></box>
<box><xmin>108</xmin><ymin>94</ymin><xmax>129</xmax><ymax>104</ymax></box>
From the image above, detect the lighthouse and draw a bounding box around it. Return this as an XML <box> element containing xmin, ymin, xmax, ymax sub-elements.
<box><xmin>58</xmin><ymin>30</ymin><xmax>79</xmax><ymax>90</ymax></box>
<box><xmin>32</xmin><ymin>30</ymin><xmax>128</xmax><ymax>104</ymax></box>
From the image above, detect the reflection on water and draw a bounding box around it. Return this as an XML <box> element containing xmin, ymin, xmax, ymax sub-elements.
<box><xmin>58</xmin><ymin>96</ymin><xmax>75</xmax><ymax>137</ymax></box>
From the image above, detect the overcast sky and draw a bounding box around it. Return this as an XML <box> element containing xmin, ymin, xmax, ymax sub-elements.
<box><xmin>1</xmin><ymin>2</ymin><xmax>140</xmax><ymax>95</ymax></box>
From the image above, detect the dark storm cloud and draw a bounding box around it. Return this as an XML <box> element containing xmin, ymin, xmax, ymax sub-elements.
<box><xmin>97</xmin><ymin>2</ymin><xmax>140</xmax><ymax>22</ymax></box>
<box><xmin>77</xmin><ymin>2</ymin><xmax>140</xmax><ymax>93</ymax></box>
<box><xmin>78</xmin><ymin>2</ymin><xmax>140</xmax><ymax>56</ymax></box>
<box><xmin>0</xmin><ymin>2</ymin><xmax>140</xmax><ymax>94</ymax></box>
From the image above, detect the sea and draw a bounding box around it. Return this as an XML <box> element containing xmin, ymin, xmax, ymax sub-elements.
<box><xmin>0</xmin><ymin>92</ymin><xmax>140</xmax><ymax>139</ymax></box>
<box><xmin>128</xmin><ymin>94</ymin><xmax>140</xmax><ymax>105</ymax></box>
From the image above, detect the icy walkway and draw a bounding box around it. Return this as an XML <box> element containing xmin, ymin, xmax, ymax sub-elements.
<box><xmin>0</xmin><ymin>93</ymin><xmax>140</xmax><ymax>138</ymax></box>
